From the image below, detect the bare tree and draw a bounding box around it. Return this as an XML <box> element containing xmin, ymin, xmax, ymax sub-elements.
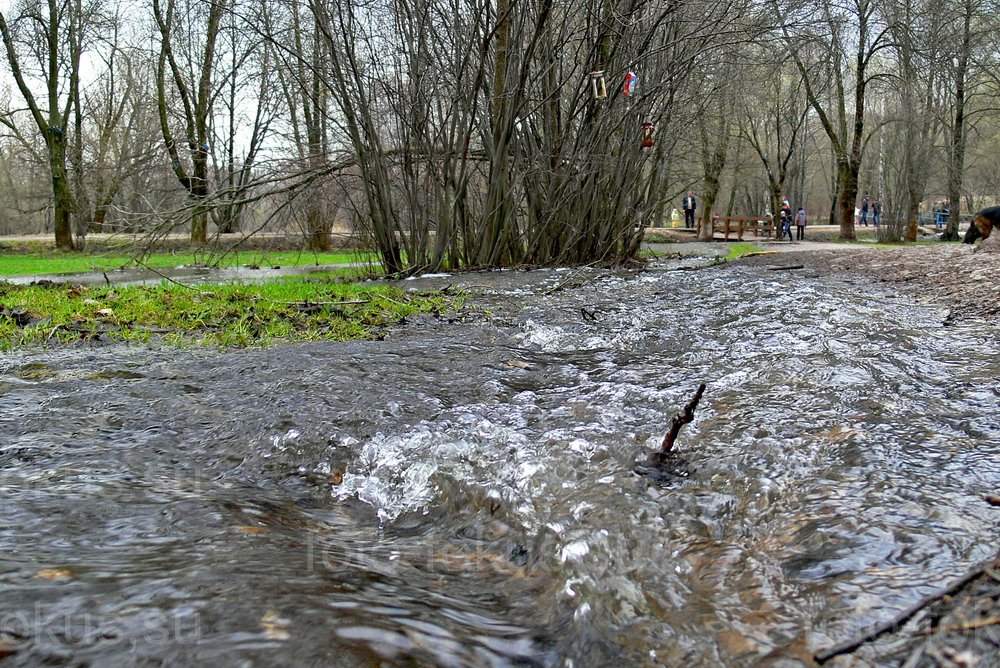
<box><xmin>153</xmin><ymin>0</ymin><xmax>228</xmax><ymax>246</ymax></box>
<box><xmin>738</xmin><ymin>50</ymin><xmax>809</xmax><ymax>220</ymax></box>
<box><xmin>0</xmin><ymin>0</ymin><xmax>97</xmax><ymax>250</ymax></box>
<box><xmin>779</xmin><ymin>0</ymin><xmax>891</xmax><ymax>239</ymax></box>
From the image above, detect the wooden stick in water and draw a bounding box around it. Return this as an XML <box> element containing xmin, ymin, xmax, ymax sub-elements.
<box><xmin>661</xmin><ymin>383</ymin><xmax>706</xmax><ymax>454</ymax></box>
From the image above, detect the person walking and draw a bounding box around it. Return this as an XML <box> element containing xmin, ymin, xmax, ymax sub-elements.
<box><xmin>781</xmin><ymin>200</ymin><xmax>794</xmax><ymax>241</ymax></box>
<box><xmin>795</xmin><ymin>207</ymin><xmax>807</xmax><ymax>240</ymax></box>
<box><xmin>872</xmin><ymin>199</ymin><xmax>882</xmax><ymax>228</ymax></box>
<box><xmin>860</xmin><ymin>194</ymin><xmax>870</xmax><ymax>226</ymax></box>
<box><xmin>682</xmin><ymin>191</ymin><xmax>697</xmax><ymax>229</ymax></box>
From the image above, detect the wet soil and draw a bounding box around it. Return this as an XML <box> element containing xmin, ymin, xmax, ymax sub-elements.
<box><xmin>734</xmin><ymin>244</ymin><xmax>1000</xmax><ymax>322</ymax></box>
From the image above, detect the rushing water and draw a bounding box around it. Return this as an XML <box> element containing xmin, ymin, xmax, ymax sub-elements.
<box><xmin>1</xmin><ymin>260</ymin><xmax>998</xmax><ymax>666</ymax></box>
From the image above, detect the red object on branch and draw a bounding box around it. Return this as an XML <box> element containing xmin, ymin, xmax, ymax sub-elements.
<box><xmin>623</xmin><ymin>71</ymin><xmax>637</xmax><ymax>96</ymax></box>
<box><xmin>641</xmin><ymin>116</ymin><xmax>654</xmax><ymax>148</ymax></box>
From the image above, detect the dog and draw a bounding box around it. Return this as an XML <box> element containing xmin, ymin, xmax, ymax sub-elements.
<box><xmin>963</xmin><ymin>206</ymin><xmax>1000</xmax><ymax>243</ymax></box>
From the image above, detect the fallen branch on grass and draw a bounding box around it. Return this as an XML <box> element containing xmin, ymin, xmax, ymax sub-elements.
<box><xmin>251</xmin><ymin>296</ymin><xmax>370</xmax><ymax>307</ymax></box>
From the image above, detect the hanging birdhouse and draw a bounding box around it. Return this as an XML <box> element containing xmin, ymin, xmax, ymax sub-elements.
<box><xmin>591</xmin><ymin>70</ymin><xmax>607</xmax><ymax>100</ymax></box>
<box><xmin>641</xmin><ymin>116</ymin><xmax>654</xmax><ymax>148</ymax></box>
<box><xmin>623</xmin><ymin>71</ymin><xmax>638</xmax><ymax>97</ymax></box>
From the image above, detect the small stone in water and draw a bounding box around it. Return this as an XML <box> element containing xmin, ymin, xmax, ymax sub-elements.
<box><xmin>233</xmin><ymin>525</ymin><xmax>266</xmax><ymax>534</ymax></box>
<box><xmin>36</xmin><ymin>568</ymin><xmax>72</xmax><ymax>581</ymax></box>
<box><xmin>330</xmin><ymin>467</ymin><xmax>345</xmax><ymax>485</ymax></box>
<box><xmin>260</xmin><ymin>610</ymin><xmax>290</xmax><ymax>641</ymax></box>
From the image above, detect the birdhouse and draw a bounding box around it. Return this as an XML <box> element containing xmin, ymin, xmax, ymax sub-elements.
<box><xmin>623</xmin><ymin>71</ymin><xmax>638</xmax><ymax>96</ymax></box>
<box><xmin>591</xmin><ymin>70</ymin><xmax>607</xmax><ymax>100</ymax></box>
<box><xmin>641</xmin><ymin>116</ymin><xmax>654</xmax><ymax>148</ymax></box>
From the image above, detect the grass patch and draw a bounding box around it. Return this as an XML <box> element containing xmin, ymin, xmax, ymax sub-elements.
<box><xmin>0</xmin><ymin>278</ymin><xmax>457</xmax><ymax>349</ymax></box>
<box><xmin>0</xmin><ymin>250</ymin><xmax>378</xmax><ymax>277</ymax></box>
<box><xmin>722</xmin><ymin>242</ymin><xmax>762</xmax><ymax>259</ymax></box>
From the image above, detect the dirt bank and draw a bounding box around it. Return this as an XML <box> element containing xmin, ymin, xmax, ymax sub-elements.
<box><xmin>734</xmin><ymin>244</ymin><xmax>1000</xmax><ymax>322</ymax></box>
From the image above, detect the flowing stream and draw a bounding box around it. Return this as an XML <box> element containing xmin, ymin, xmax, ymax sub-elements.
<box><xmin>1</xmin><ymin>260</ymin><xmax>998</xmax><ymax>666</ymax></box>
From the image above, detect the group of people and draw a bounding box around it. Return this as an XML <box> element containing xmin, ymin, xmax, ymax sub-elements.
<box><xmin>858</xmin><ymin>193</ymin><xmax>882</xmax><ymax>227</ymax></box>
<box><xmin>778</xmin><ymin>197</ymin><xmax>807</xmax><ymax>241</ymax></box>
<box><xmin>932</xmin><ymin>200</ymin><xmax>950</xmax><ymax>229</ymax></box>
<box><xmin>680</xmin><ymin>190</ymin><xmax>808</xmax><ymax>241</ymax></box>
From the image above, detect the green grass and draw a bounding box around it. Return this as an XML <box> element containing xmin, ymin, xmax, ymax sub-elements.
<box><xmin>0</xmin><ymin>250</ymin><xmax>378</xmax><ymax>277</ymax></box>
<box><xmin>0</xmin><ymin>278</ymin><xmax>457</xmax><ymax>349</ymax></box>
<box><xmin>722</xmin><ymin>243</ymin><xmax>762</xmax><ymax>259</ymax></box>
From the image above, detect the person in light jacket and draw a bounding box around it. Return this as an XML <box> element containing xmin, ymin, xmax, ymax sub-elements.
<box><xmin>795</xmin><ymin>207</ymin><xmax>807</xmax><ymax>240</ymax></box>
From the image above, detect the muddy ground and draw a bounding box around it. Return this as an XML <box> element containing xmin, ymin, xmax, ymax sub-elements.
<box><xmin>734</xmin><ymin>243</ymin><xmax>1000</xmax><ymax>323</ymax></box>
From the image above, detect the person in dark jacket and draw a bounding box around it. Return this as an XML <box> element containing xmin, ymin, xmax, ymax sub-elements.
<box><xmin>780</xmin><ymin>201</ymin><xmax>794</xmax><ymax>241</ymax></box>
<box><xmin>682</xmin><ymin>191</ymin><xmax>697</xmax><ymax>229</ymax></box>
<box><xmin>860</xmin><ymin>194</ymin><xmax>870</xmax><ymax>226</ymax></box>
<box><xmin>872</xmin><ymin>199</ymin><xmax>882</xmax><ymax>227</ymax></box>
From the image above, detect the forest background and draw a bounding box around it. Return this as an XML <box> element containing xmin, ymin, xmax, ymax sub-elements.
<box><xmin>0</xmin><ymin>0</ymin><xmax>997</xmax><ymax>273</ymax></box>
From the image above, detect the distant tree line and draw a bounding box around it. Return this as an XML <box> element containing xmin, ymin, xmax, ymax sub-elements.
<box><xmin>0</xmin><ymin>0</ymin><xmax>997</xmax><ymax>268</ymax></box>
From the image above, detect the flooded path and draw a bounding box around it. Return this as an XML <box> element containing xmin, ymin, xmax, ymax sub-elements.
<box><xmin>2</xmin><ymin>262</ymin><xmax>359</xmax><ymax>288</ymax></box>
<box><xmin>1</xmin><ymin>260</ymin><xmax>998</xmax><ymax>665</ymax></box>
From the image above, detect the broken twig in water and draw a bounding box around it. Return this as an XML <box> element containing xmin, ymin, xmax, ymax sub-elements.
<box><xmin>635</xmin><ymin>383</ymin><xmax>706</xmax><ymax>476</ymax></box>
<box><xmin>661</xmin><ymin>383</ymin><xmax>706</xmax><ymax>454</ymax></box>
<box><xmin>914</xmin><ymin>616</ymin><xmax>1000</xmax><ymax>635</ymax></box>
<box><xmin>814</xmin><ymin>558</ymin><xmax>995</xmax><ymax>664</ymax></box>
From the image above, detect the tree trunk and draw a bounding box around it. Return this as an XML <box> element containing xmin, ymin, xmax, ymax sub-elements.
<box><xmin>306</xmin><ymin>205</ymin><xmax>330</xmax><ymax>251</ymax></box>
<box><xmin>944</xmin><ymin>0</ymin><xmax>971</xmax><ymax>242</ymax></box>
<box><xmin>49</xmin><ymin>133</ymin><xmax>74</xmax><ymax>251</ymax></box>
<box><xmin>836</xmin><ymin>158</ymin><xmax>858</xmax><ymax>240</ymax></box>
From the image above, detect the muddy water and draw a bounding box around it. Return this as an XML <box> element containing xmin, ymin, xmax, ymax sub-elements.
<box><xmin>1</xmin><ymin>261</ymin><xmax>998</xmax><ymax>666</ymax></box>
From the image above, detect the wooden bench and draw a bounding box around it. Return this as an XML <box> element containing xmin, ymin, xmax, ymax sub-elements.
<box><xmin>709</xmin><ymin>215</ymin><xmax>775</xmax><ymax>240</ymax></box>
